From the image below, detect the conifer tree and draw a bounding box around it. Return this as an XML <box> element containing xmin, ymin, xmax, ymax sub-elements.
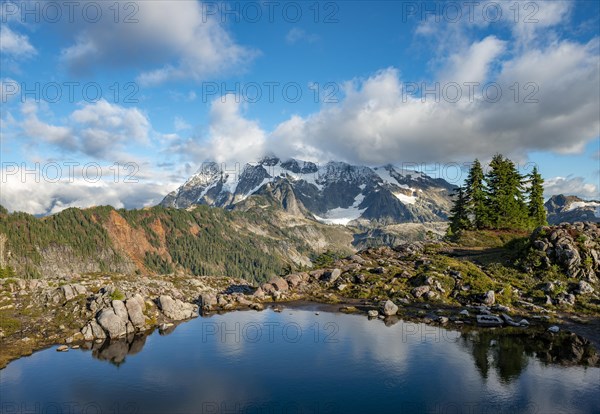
<box><xmin>485</xmin><ymin>154</ymin><xmax>528</xmax><ymax>229</ymax></box>
<box><xmin>448</xmin><ymin>185</ymin><xmax>471</xmax><ymax>235</ymax></box>
<box><xmin>465</xmin><ymin>159</ymin><xmax>488</xmax><ymax>229</ymax></box>
<box><xmin>527</xmin><ymin>166</ymin><xmax>547</xmax><ymax>227</ymax></box>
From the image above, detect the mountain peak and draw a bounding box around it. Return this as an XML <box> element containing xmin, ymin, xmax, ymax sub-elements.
<box><xmin>160</xmin><ymin>157</ymin><xmax>456</xmax><ymax>225</ymax></box>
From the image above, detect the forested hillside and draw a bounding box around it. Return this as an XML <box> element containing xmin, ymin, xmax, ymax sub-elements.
<box><xmin>0</xmin><ymin>204</ymin><xmax>353</xmax><ymax>283</ymax></box>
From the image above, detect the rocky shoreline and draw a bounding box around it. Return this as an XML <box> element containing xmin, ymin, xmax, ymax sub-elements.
<box><xmin>1</xmin><ymin>223</ymin><xmax>599</xmax><ymax>368</ymax></box>
<box><xmin>1</xmin><ymin>269</ymin><xmax>598</xmax><ymax>369</ymax></box>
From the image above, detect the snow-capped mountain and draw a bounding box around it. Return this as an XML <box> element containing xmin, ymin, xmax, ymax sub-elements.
<box><xmin>160</xmin><ymin>157</ymin><xmax>456</xmax><ymax>225</ymax></box>
<box><xmin>545</xmin><ymin>195</ymin><xmax>600</xmax><ymax>225</ymax></box>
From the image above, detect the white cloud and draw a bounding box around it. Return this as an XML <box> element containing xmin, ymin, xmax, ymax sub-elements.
<box><xmin>174</xmin><ymin>116</ymin><xmax>191</xmax><ymax>132</ymax></box>
<box><xmin>60</xmin><ymin>1</ymin><xmax>257</xmax><ymax>85</ymax></box>
<box><xmin>444</xmin><ymin>36</ymin><xmax>506</xmax><ymax>85</ymax></box>
<box><xmin>20</xmin><ymin>100</ymin><xmax>150</xmax><ymax>160</ymax></box>
<box><xmin>0</xmin><ymin>25</ymin><xmax>36</xmax><ymax>58</ymax></box>
<box><xmin>270</xmin><ymin>34</ymin><xmax>599</xmax><ymax>165</ymax></box>
<box><xmin>0</xmin><ymin>163</ymin><xmax>178</xmax><ymax>215</ymax></box>
<box><xmin>286</xmin><ymin>28</ymin><xmax>319</xmax><ymax>44</ymax></box>
<box><xmin>545</xmin><ymin>176</ymin><xmax>599</xmax><ymax>200</ymax></box>
<box><xmin>167</xmin><ymin>95</ymin><xmax>267</xmax><ymax>166</ymax></box>
<box><xmin>204</xmin><ymin>96</ymin><xmax>267</xmax><ymax>164</ymax></box>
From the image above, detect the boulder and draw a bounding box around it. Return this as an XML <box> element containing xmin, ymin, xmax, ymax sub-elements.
<box><xmin>125</xmin><ymin>294</ymin><xmax>146</xmax><ymax>329</ymax></box>
<box><xmin>367</xmin><ymin>310</ymin><xmax>379</xmax><ymax>317</ymax></box>
<box><xmin>269</xmin><ymin>277</ymin><xmax>289</xmax><ymax>292</ymax></box>
<box><xmin>321</xmin><ymin>269</ymin><xmax>342</xmax><ymax>284</ymax></box>
<box><xmin>411</xmin><ymin>285</ymin><xmax>430</xmax><ymax>299</ymax></box>
<box><xmin>349</xmin><ymin>255</ymin><xmax>366</xmax><ymax>264</ymax></box>
<box><xmin>200</xmin><ymin>293</ymin><xmax>218</xmax><ymax>309</ymax></box>
<box><xmin>382</xmin><ymin>300</ymin><xmax>398</xmax><ymax>316</ymax></box>
<box><xmin>285</xmin><ymin>274</ymin><xmax>303</xmax><ymax>288</ymax></box>
<box><xmin>548</xmin><ymin>325</ymin><xmax>560</xmax><ymax>333</ymax></box>
<box><xmin>261</xmin><ymin>283</ymin><xmax>276</xmax><ymax>295</ymax></box>
<box><xmin>575</xmin><ymin>281</ymin><xmax>594</xmax><ymax>295</ymax></box>
<box><xmin>157</xmin><ymin>295</ymin><xmax>197</xmax><ymax>320</ymax></box>
<box><xmin>97</xmin><ymin>308</ymin><xmax>127</xmax><ymax>339</ymax></box>
<box><xmin>482</xmin><ymin>290</ymin><xmax>495</xmax><ymax>306</ymax></box>
<box><xmin>354</xmin><ymin>274</ymin><xmax>367</xmax><ymax>284</ymax></box>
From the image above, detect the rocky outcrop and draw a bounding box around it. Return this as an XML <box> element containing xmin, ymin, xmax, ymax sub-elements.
<box><xmin>529</xmin><ymin>222</ymin><xmax>600</xmax><ymax>282</ymax></box>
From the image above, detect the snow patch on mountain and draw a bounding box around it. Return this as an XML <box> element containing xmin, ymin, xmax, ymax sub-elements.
<box><xmin>313</xmin><ymin>192</ymin><xmax>366</xmax><ymax>226</ymax></box>
<box><xmin>393</xmin><ymin>192</ymin><xmax>417</xmax><ymax>205</ymax></box>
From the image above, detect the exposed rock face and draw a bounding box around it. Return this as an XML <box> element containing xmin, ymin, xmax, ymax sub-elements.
<box><xmin>545</xmin><ymin>195</ymin><xmax>600</xmax><ymax>225</ymax></box>
<box><xmin>160</xmin><ymin>156</ymin><xmax>455</xmax><ymax>225</ymax></box>
<box><xmin>530</xmin><ymin>223</ymin><xmax>600</xmax><ymax>282</ymax></box>
<box><xmin>157</xmin><ymin>295</ymin><xmax>197</xmax><ymax>320</ymax></box>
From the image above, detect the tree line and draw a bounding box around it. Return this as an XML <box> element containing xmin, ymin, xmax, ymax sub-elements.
<box><xmin>448</xmin><ymin>154</ymin><xmax>547</xmax><ymax>235</ymax></box>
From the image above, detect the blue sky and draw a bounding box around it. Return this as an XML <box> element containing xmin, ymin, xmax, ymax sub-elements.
<box><xmin>1</xmin><ymin>0</ymin><xmax>599</xmax><ymax>214</ymax></box>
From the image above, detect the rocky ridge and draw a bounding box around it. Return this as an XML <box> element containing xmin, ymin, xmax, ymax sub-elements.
<box><xmin>161</xmin><ymin>156</ymin><xmax>455</xmax><ymax>225</ymax></box>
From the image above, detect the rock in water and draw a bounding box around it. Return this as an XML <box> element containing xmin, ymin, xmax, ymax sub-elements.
<box><xmin>382</xmin><ymin>300</ymin><xmax>399</xmax><ymax>316</ymax></box>
<box><xmin>368</xmin><ymin>310</ymin><xmax>379</xmax><ymax>317</ymax></box>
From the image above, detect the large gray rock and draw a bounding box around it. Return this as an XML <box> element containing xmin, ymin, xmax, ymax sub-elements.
<box><xmin>411</xmin><ymin>285</ymin><xmax>430</xmax><ymax>298</ymax></box>
<box><xmin>382</xmin><ymin>300</ymin><xmax>398</xmax><ymax>316</ymax></box>
<box><xmin>112</xmin><ymin>300</ymin><xmax>128</xmax><ymax>321</ymax></box>
<box><xmin>97</xmin><ymin>308</ymin><xmax>127</xmax><ymax>338</ymax></box>
<box><xmin>482</xmin><ymin>290</ymin><xmax>495</xmax><ymax>306</ymax></box>
<box><xmin>125</xmin><ymin>294</ymin><xmax>146</xmax><ymax>329</ymax></box>
<box><xmin>157</xmin><ymin>295</ymin><xmax>197</xmax><ymax>320</ymax></box>
<box><xmin>81</xmin><ymin>319</ymin><xmax>107</xmax><ymax>341</ymax></box>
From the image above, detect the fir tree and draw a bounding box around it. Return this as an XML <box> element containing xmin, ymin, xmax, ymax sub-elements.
<box><xmin>448</xmin><ymin>185</ymin><xmax>471</xmax><ymax>235</ymax></box>
<box><xmin>465</xmin><ymin>159</ymin><xmax>488</xmax><ymax>229</ymax></box>
<box><xmin>485</xmin><ymin>154</ymin><xmax>529</xmax><ymax>229</ymax></box>
<box><xmin>527</xmin><ymin>166</ymin><xmax>547</xmax><ymax>227</ymax></box>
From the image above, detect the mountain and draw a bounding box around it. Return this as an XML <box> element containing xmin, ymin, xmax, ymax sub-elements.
<box><xmin>545</xmin><ymin>195</ymin><xmax>600</xmax><ymax>225</ymax></box>
<box><xmin>161</xmin><ymin>157</ymin><xmax>456</xmax><ymax>225</ymax></box>
<box><xmin>0</xmin><ymin>205</ymin><xmax>354</xmax><ymax>283</ymax></box>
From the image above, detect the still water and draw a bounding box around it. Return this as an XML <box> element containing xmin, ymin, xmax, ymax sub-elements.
<box><xmin>1</xmin><ymin>305</ymin><xmax>599</xmax><ymax>414</ymax></box>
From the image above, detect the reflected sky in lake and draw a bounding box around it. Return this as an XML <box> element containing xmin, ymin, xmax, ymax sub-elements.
<box><xmin>1</xmin><ymin>308</ymin><xmax>599</xmax><ymax>414</ymax></box>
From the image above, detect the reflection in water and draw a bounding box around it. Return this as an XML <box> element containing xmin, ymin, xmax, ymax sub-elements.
<box><xmin>460</xmin><ymin>329</ymin><xmax>599</xmax><ymax>383</ymax></box>
<box><xmin>87</xmin><ymin>335</ymin><xmax>148</xmax><ymax>366</ymax></box>
<box><xmin>2</xmin><ymin>310</ymin><xmax>599</xmax><ymax>414</ymax></box>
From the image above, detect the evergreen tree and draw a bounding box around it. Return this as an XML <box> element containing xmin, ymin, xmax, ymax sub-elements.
<box><xmin>465</xmin><ymin>159</ymin><xmax>488</xmax><ymax>229</ymax></box>
<box><xmin>448</xmin><ymin>185</ymin><xmax>471</xmax><ymax>235</ymax></box>
<box><xmin>527</xmin><ymin>166</ymin><xmax>547</xmax><ymax>227</ymax></box>
<box><xmin>485</xmin><ymin>154</ymin><xmax>528</xmax><ymax>229</ymax></box>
